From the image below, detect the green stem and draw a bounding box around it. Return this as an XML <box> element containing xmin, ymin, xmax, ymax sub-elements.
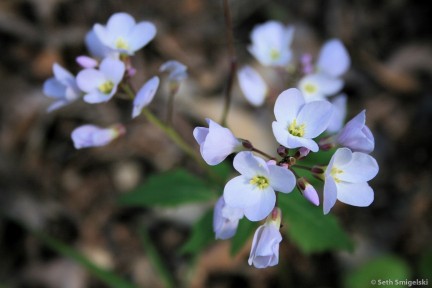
<box><xmin>293</xmin><ymin>164</ymin><xmax>313</xmax><ymax>171</ymax></box>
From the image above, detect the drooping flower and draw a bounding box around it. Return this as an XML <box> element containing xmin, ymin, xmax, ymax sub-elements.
<box><xmin>93</xmin><ymin>12</ymin><xmax>156</xmax><ymax>55</ymax></box>
<box><xmin>237</xmin><ymin>65</ymin><xmax>268</xmax><ymax>106</ymax></box>
<box><xmin>71</xmin><ymin>124</ymin><xmax>126</xmax><ymax>149</ymax></box>
<box><xmin>298</xmin><ymin>73</ymin><xmax>343</xmax><ymax>102</ymax></box>
<box><xmin>43</xmin><ymin>63</ymin><xmax>81</xmax><ymax>112</ymax></box>
<box><xmin>336</xmin><ymin>110</ymin><xmax>375</xmax><ymax>153</ymax></box>
<box><xmin>76</xmin><ymin>57</ymin><xmax>125</xmax><ymax>104</ymax></box>
<box><xmin>248</xmin><ymin>21</ymin><xmax>294</xmax><ymax>67</ymax></box>
<box><xmin>327</xmin><ymin>94</ymin><xmax>347</xmax><ymax>133</ymax></box>
<box><xmin>213</xmin><ymin>196</ymin><xmax>244</xmax><ymax>240</ymax></box>
<box><xmin>193</xmin><ymin>119</ymin><xmax>242</xmax><ymax>165</ymax></box>
<box><xmin>159</xmin><ymin>60</ymin><xmax>188</xmax><ymax>82</ymax></box>
<box><xmin>248</xmin><ymin>207</ymin><xmax>282</xmax><ymax>268</ymax></box>
<box><xmin>272</xmin><ymin>88</ymin><xmax>333</xmax><ymax>152</ymax></box>
<box><xmin>132</xmin><ymin>76</ymin><xmax>160</xmax><ymax>118</ymax></box>
<box><xmin>323</xmin><ymin>148</ymin><xmax>379</xmax><ymax>214</ymax></box>
<box><xmin>223</xmin><ymin>152</ymin><xmax>295</xmax><ymax>221</ymax></box>
<box><xmin>316</xmin><ymin>39</ymin><xmax>350</xmax><ymax>78</ymax></box>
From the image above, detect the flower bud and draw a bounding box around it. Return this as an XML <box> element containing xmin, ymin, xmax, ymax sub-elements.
<box><xmin>277</xmin><ymin>145</ymin><xmax>288</xmax><ymax>157</ymax></box>
<box><xmin>71</xmin><ymin>124</ymin><xmax>125</xmax><ymax>149</ymax></box>
<box><xmin>297</xmin><ymin>177</ymin><xmax>319</xmax><ymax>206</ymax></box>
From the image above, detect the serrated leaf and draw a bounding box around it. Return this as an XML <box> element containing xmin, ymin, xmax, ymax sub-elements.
<box><xmin>230</xmin><ymin>218</ymin><xmax>257</xmax><ymax>256</ymax></box>
<box><xmin>344</xmin><ymin>255</ymin><xmax>411</xmax><ymax>288</ymax></box>
<box><xmin>279</xmin><ymin>192</ymin><xmax>353</xmax><ymax>253</ymax></box>
<box><xmin>118</xmin><ymin>169</ymin><xmax>216</xmax><ymax>207</ymax></box>
<box><xmin>180</xmin><ymin>209</ymin><xmax>215</xmax><ymax>254</ymax></box>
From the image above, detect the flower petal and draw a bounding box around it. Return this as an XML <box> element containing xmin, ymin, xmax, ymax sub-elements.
<box><xmin>192</xmin><ymin>127</ymin><xmax>208</xmax><ymax>146</ymax></box>
<box><xmin>327</xmin><ymin>94</ymin><xmax>347</xmax><ymax>133</ymax></box>
<box><xmin>323</xmin><ymin>175</ymin><xmax>338</xmax><ymax>214</ymax></box>
<box><xmin>76</xmin><ymin>69</ymin><xmax>105</xmax><ymax>92</ymax></box>
<box><xmin>297</xmin><ymin>100</ymin><xmax>333</xmax><ymax>138</ymax></box>
<box><xmin>83</xmin><ymin>92</ymin><xmax>111</xmax><ymax>103</ymax></box>
<box><xmin>243</xmin><ymin>187</ymin><xmax>276</xmax><ymax>221</ymax></box>
<box><xmin>106</xmin><ymin>13</ymin><xmax>136</xmax><ymax>37</ymax></box>
<box><xmin>233</xmin><ymin>151</ymin><xmax>269</xmax><ymax>178</ymax></box>
<box><xmin>127</xmin><ymin>21</ymin><xmax>157</xmax><ymax>52</ymax></box>
<box><xmin>267</xmin><ymin>165</ymin><xmax>295</xmax><ymax>193</ymax></box>
<box><xmin>272</xmin><ymin>122</ymin><xmax>319</xmax><ymax>152</ymax></box>
<box><xmin>336</xmin><ymin>182</ymin><xmax>374</xmax><ymax>207</ymax></box>
<box><xmin>338</xmin><ymin>152</ymin><xmax>379</xmax><ymax>183</ymax></box>
<box><xmin>99</xmin><ymin>58</ymin><xmax>125</xmax><ymax>84</ymax></box>
<box><xmin>43</xmin><ymin>78</ymin><xmax>66</xmax><ymax>98</ymax></box>
<box><xmin>274</xmin><ymin>88</ymin><xmax>304</xmax><ymax>124</ymax></box>
<box><xmin>237</xmin><ymin>66</ymin><xmax>267</xmax><ymax>106</ymax></box>
<box><xmin>132</xmin><ymin>76</ymin><xmax>159</xmax><ymax>118</ymax></box>
<box><xmin>223</xmin><ymin>176</ymin><xmax>261</xmax><ymax>208</ymax></box>
<box><xmin>317</xmin><ymin>39</ymin><xmax>350</xmax><ymax>78</ymax></box>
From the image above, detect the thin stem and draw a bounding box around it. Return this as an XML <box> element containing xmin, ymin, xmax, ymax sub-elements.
<box><xmin>220</xmin><ymin>0</ymin><xmax>237</xmax><ymax>126</ymax></box>
<box><xmin>293</xmin><ymin>164</ymin><xmax>313</xmax><ymax>171</ymax></box>
<box><xmin>251</xmin><ymin>147</ymin><xmax>276</xmax><ymax>161</ymax></box>
<box><xmin>166</xmin><ymin>90</ymin><xmax>175</xmax><ymax>126</ymax></box>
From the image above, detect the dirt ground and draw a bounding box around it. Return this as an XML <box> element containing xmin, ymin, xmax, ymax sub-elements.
<box><xmin>1</xmin><ymin>0</ymin><xmax>431</xmax><ymax>287</ymax></box>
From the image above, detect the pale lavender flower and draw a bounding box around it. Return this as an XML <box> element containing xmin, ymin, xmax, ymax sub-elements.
<box><xmin>248</xmin><ymin>21</ymin><xmax>294</xmax><ymax>67</ymax></box>
<box><xmin>76</xmin><ymin>57</ymin><xmax>125</xmax><ymax>104</ymax></box>
<box><xmin>213</xmin><ymin>196</ymin><xmax>244</xmax><ymax>240</ymax></box>
<box><xmin>85</xmin><ymin>30</ymin><xmax>116</xmax><ymax>59</ymax></box>
<box><xmin>43</xmin><ymin>63</ymin><xmax>81</xmax><ymax>112</ymax></box>
<box><xmin>298</xmin><ymin>73</ymin><xmax>343</xmax><ymax>102</ymax></box>
<box><xmin>132</xmin><ymin>76</ymin><xmax>160</xmax><ymax>118</ymax></box>
<box><xmin>237</xmin><ymin>65</ymin><xmax>268</xmax><ymax>106</ymax></box>
<box><xmin>223</xmin><ymin>152</ymin><xmax>295</xmax><ymax>221</ymax></box>
<box><xmin>193</xmin><ymin>119</ymin><xmax>242</xmax><ymax>166</ymax></box>
<box><xmin>327</xmin><ymin>94</ymin><xmax>347</xmax><ymax>133</ymax></box>
<box><xmin>323</xmin><ymin>148</ymin><xmax>379</xmax><ymax>214</ymax></box>
<box><xmin>93</xmin><ymin>12</ymin><xmax>156</xmax><ymax>55</ymax></box>
<box><xmin>71</xmin><ymin>124</ymin><xmax>125</xmax><ymax>149</ymax></box>
<box><xmin>317</xmin><ymin>39</ymin><xmax>350</xmax><ymax>78</ymax></box>
<box><xmin>336</xmin><ymin>110</ymin><xmax>374</xmax><ymax>153</ymax></box>
<box><xmin>272</xmin><ymin>88</ymin><xmax>333</xmax><ymax>152</ymax></box>
<box><xmin>76</xmin><ymin>55</ymin><xmax>98</xmax><ymax>69</ymax></box>
<box><xmin>159</xmin><ymin>60</ymin><xmax>188</xmax><ymax>82</ymax></box>
<box><xmin>248</xmin><ymin>207</ymin><xmax>282</xmax><ymax>268</ymax></box>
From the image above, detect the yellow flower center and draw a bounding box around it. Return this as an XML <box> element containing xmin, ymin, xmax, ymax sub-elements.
<box><xmin>250</xmin><ymin>175</ymin><xmax>270</xmax><ymax>190</ymax></box>
<box><xmin>115</xmin><ymin>37</ymin><xmax>129</xmax><ymax>50</ymax></box>
<box><xmin>270</xmin><ymin>49</ymin><xmax>280</xmax><ymax>61</ymax></box>
<box><xmin>303</xmin><ymin>83</ymin><xmax>317</xmax><ymax>94</ymax></box>
<box><xmin>98</xmin><ymin>80</ymin><xmax>114</xmax><ymax>94</ymax></box>
<box><xmin>331</xmin><ymin>167</ymin><xmax>344</xmax><ymax>183</ymax></box>
<box><xmin>288</xmin><ymin>119</ymin><xmax>305</xmax><ymax>137</ymax></box>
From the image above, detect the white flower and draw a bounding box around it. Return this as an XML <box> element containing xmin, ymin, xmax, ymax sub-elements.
<box><xmin>248</xmin><ymin>207</ymin><xmax>282</xmax><ymax>268</ymax></box>
<box><xmin>272</xmin><ymin>88</ymin><xmax>333</xmax><ymax>152</ymax></box>
<box><xmin>248</xmin><ymin>21</ymin><xmax>294</xmax><ymax>67</ymax></box>
<box><xmin>193</xmin><ymin>119</ymin><xmax>242</xmax><ymax>165</ymax></box>
<box><xmin>323</xmin><ymin>148</ymin><xmax>379</xmax><ymax>214</ymax></box>
<box><xmin>93</xmin><ymin>12</ymin><xmax>156</xmax><ymax>55</ymax></box>
<box><xmin>223</xmin><ymin>152</ymin><xmax>295</xmax><ymax>221</ymax></box>
<box><xmin>327</xmin><ymin>94</ymin><xmax>347</xmax><ymax>133</ymax></box>
<box><xmin>298</xmin><ymin>73</ymin><xmax>343</xmax><ymax>102</ymax></box>
<box><xmin>213</xmin><ymin>196</ymin><xmax>244</xmax><ymax>240</ymax></box>
<box><xmin>71</xmin><ymin>124</ymin><xmax>125</xmax><ymax>149</ymax></box>
<box><xmin>43</xmin><ymin>63</ymin><xmax>81</xmax><ymax>112</ymax></box>
<box><xmin>237</xmin><ymin>65</ymin><xmax>268</xmax><ymax>106</ymax></box>
<box><xmin>317</xmin><ymin>39</ymin><xmax>350</xmax><ymax>78</ymax></box>
<box><xmin>76</xmin><ymin>57</ymin><xmax>125</xmax><ymax>104</ymax></box>
<box><xmin>132</xmin><ymin>76</ymin><xmax>160</xmax><ymax>118</ymax></box>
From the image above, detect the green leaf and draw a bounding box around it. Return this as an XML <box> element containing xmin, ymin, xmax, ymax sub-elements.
<box><xmin>419</xmin><ymin>249</ymin><xmax>432</xmax><ymax>280</ymax></box>
<box><xmin>230</xmin><ymin>218</ymin><xmax>257</xmax><ymax>256</ymax></box>
<box><xmin>118</xmin><ymin>169</ymin><xmax>216</xmax><ymax>207</ymax></box>
<box><xmin>180</xmin><ymin>209</ymin><xmax>215</xmax><ymax>254</ymax></box>
<box><xmin>345</xmin><ymin>255</ymin><xmax>411</xmax><ymax>288</ymax></box>
<box><xmin>279</xmin><ymin>192</ymin><xmax>353</xmax><ymax>253</ymax></box>
<box><xmin>139</xmin><ymin>228</ymin><xmax>176</xmax><ymax>288</ymax></box>
<box><xmin>210</xmin><ymin>161</ymin><xmax>232</xmax><ymax>182</ymax></box>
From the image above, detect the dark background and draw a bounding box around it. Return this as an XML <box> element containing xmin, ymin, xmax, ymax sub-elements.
<box><xmin>1</xmin><ymin>0</ymin><xmax>431</xmax><ymax>287</ymax></box>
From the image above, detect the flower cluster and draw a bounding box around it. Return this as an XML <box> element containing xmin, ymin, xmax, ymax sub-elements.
<box><xmin>43</xmin><ymin>12</ymin><xmax>187</xmax><ymax>148</ymax></box>
<box><xmin>194</xmin><ymin>20</ymin><xmax>378</xmax><ymax>269</ymax></box>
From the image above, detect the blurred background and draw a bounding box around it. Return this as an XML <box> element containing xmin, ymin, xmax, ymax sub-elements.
<box><xmin>1</xmin><ymin>0</ymin><xmax>431</xmax><ymax>287</ymax></box>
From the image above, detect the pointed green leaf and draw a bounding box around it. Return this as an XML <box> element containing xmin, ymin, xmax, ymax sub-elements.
<box><xmin>279</xmin><ymin>192</ymin><xmax>353</xmax><ymax>253</ymax></box>
<box><xmin>180</xmin><ymin>209</ymin><xmax>215</xmax><ymax>254</ymax></box>
<box><xmin>230</xmin><ymin>218</ymin><xmax>257</xmax><ymax>256</ymax></box>
<box><xmin>118</xmin><ymin>169</ymin><xmax>216</xmax><ymax>207</ymax></box>
<box><xmin>345</xmin><ymin>255</ymin><xmax>411</xmax><ymax>288</ymax></box>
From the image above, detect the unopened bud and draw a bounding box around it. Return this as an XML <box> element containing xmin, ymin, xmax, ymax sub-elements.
<box><xmin>241</xmin><ymin>139</ymin><xmax>254</xmax><ymax>150</ymax></box>
<box><xmin>277</xmin><ymin>145</ymin><xmax>288</xmax><ymax>157</ymax></box>
<box><xmin>311</xmin><ymin>165</ymin><xmax>326</xmax><ymax>181</ymax></box>
<box><xmin>295</xmin><ymin>147</ymin><xmax>310</xmax><ymax>159</ymax></box>
<box><xmin>319</xmin><ymin>136</ymin><xmax>336</xmax><ymax>151</ymax></box>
